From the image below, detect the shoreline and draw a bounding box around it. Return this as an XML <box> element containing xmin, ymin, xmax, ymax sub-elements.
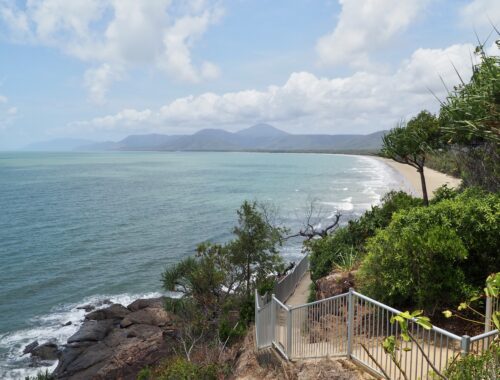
<box><xmin>373</xmin><ymin>156</ymin><xmax>462</xmax><ymax>199</ymax></box>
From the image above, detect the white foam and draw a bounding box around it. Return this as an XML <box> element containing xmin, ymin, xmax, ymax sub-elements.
<box><xmin>0</xmin><ymin>291</ymin><xmax>168</xmax><ymax>380</ymax></box>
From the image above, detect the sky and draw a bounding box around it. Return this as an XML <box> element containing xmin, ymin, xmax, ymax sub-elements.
<box><xmin>0</xmin><ymin>0</ymin><xmax>499</xmax><ymax>149</ymax></box>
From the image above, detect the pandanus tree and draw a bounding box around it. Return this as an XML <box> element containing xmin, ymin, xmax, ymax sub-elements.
<box><xmin>382</xmin><ymin>111</ymin><xmax>441</xmax><ymax>206</ymax></box>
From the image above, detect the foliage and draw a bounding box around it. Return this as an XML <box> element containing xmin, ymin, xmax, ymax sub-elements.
<box><xmin>430</xmin><ymin>184</ymin><xmax>459</xmax><ymax>204</ymax></box>
<box><xmin>229</xmin><ymin>201</ymin><xmax>287</xmax><ymax>297</ymax></box>
<box><xmin>358</xmin><ymin>189</ymin><xmax>500</xmax><ymax>309</ymax></box>
<box><xmin>308</xmin><ymin>191</ymin><xmax>421</xmax><ymax>281</ymax></box>
<box><xmin>307</xmin><ymin>282</ymin><xmax>317</xmax><ymax>303</ymax></box>
<box><xmin>358</xmin><ymin>223</ymin><xmax>468</xmax><ymax>309</ymax></box>
<box><xmin>425</xmin><ymin>150</ymin><xmax>461</xmax><ymax>177</ymax></box>
<box><xmin>138</xmin><ymin>357</ymin><xmax>220</xmax><ymax>380</ymax></box>
<box><xmin>382</xmin><ymin>111</ymin><xmax>442</xmax><ymax>204</ymax></box>
<box><xmin>438</xmin><ymin>40</ymin><xmax>499</xmax><ymax>192</ymax></box>
<box><xmin>443</xmin><ymin>273</ymin><xmax>500</xmax><ymax>332</ymax></box>
<box><xmin>445</xmin><ymin>346</ymin><xmax>500</xmax><ymax>380</ymax></box>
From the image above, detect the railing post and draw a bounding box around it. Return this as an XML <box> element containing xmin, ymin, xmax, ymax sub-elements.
<box><xmin>254</xmin><ymin>290</ymin><xmax>259</xmax><ymax>348</ymax></box>
<box><xmin>485</xmin><ymin>296</ymin><xmax>492</xmax><ymax>333</ymax></box>
<box><xmin>347</xmin><ymin>288</ymin><xmax>354</xmax><ymax>358</ymax></box>
<box><xmin>271</xmin><ymin>294</ymin><xmax>276</xmax><ymax>344</ymax></box>
<box><xmin>461</xmin><ymin>335</ymin><xmax>471</xmax><ymax>357</ymax></box>
<box><xmin>287</xmin><ymin>308</ymin><xmax>292</xmax><ymax>357</ymax></box>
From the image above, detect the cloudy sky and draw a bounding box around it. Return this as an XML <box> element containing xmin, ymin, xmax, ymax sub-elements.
<box><xmin>0</xmin><ymin>0</ymin><xmax>499</xmax><ymax>149</ymax></box>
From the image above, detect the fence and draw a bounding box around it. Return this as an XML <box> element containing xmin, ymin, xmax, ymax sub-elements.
<box><xmin>485</xmin><ymin>295</ymin><xmax>500</xmax><ymax>333</ymax></box>
<box><xmin>255</xmin><ymin>287</ymin><xmax>499</xmax><ymax>379</ymax></box>
<box><xmin>254</xmin><ymin>253</ymin><xmax>309</xmax><ymax>350</ymax></box>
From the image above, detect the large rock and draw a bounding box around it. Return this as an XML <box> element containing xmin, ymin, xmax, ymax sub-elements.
<box><xmin>85</xmin><ymin>304</ymin><xmax>130</xmax><ymax>321</ymax></box>
<box><xmin>127</xmin><ymin>297</ymin><xmax>165</xmax><ymax>312</ymax></box>
<box><xmin>315</xmin><ymin>270</ymin><xmax>356</xmax><ymax>300</ymax></box>
<box><xmin>54</xmin><ymin>324</ymin><xmax>173</xmax><ymax>380</ymax></box>
<box><xmin>31</xmin><ymin>342</ymin><xmax>59</xmax><ymax>361</ymax></box>
<box><xmin>120</xmin><ymin>307</ymin><xmax>172</xmax><ymax>328</ymax></box>
<box><xmin>67</xmin><ymin>320</ymin><xmax>113</xmax><ymax>343</ymax></box>
<box><xmin>23</xmin><ymin>341</ymin><xmax>38</xmax><ymax>355</ymax></box>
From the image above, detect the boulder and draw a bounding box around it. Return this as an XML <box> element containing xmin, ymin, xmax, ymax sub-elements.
<box><xmin>85</xmin><ymin>304</ymin><xmax>130</xmax><ymax>321</ymax></box>
<box><xmin>76</xmin><ymin>304</ymin><xmax>95</xmax><ymax>312</ymax></box>
<box><xmin>315</xmin><ymin>270</ymin><xmax>356</xmax><ymax>300</ymax></box>
<box><xmin>125</xmin><ymin>324</ymin><xmax>162</xmax><ymax>339</ymax></box>
<box><xmin>62</xmin><ymin>321</ymin><xmax>72</xmax><ymax>326</ymax></box>
<box><xmin>67</xmin><ymin>320</ymin><xmax>113</xmax><ymax>343</ymax></box>
<box><xmin>120</xmin><ymin>307</ymin><xmax>172</xmax><ymax>328</ymax></box>
<box><xmin>23</xmin><ymin>340</ymin><xmax>38</xmax><ymax>355</ymax></box>
<box><xmin>31</xmin><ymin>342</ymin><xmax>59</xmax><ymax>361</ymax></box>
<box><xmin>127</xmin><ymin>297</ymin><xmax>165</xmax><ymax>312</ymax></box>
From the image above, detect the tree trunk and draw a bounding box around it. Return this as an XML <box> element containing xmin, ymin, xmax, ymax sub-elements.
<box><xmin>418</xmin><ymin>166</ymin><xmax>429</xmax><ymax>206</ymax></box>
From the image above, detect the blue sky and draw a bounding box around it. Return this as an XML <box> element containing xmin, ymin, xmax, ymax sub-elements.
<box><xmin>0</xmin><ymin>0</ymin><xmax>499</xmax><ymax>149</ymax></box>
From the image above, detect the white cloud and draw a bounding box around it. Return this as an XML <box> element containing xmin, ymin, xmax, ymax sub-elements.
<box><xmin>0</xmin><ymin>0</ymin><xmax>223</xmax><ymax>100</ymax></box>
<box><xmin>460</xmin><ymin>0</ymin><xmax>500</xmax><ymax>29</ymax></box>
<box><xmin>70</xmin><ymin>43</ymin><xmax>479</xmax><ymax>135</ymax></box>
<box><xmin>0</xmin><ymin>94</ymin><xmax>17</xmax><ymax>129</ymax></box>
<box><xmin>316</xmin><ymin>0</ymin><xmax>429</xmax><ymax>67</ymax></box>
<box><xmin>84</xmin><ymin>64</ymin><xmax>124</xmax><ymax>105</ymax></box>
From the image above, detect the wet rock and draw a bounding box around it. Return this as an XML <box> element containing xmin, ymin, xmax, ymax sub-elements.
<box><xmin>76</xmin><ymin>304</ymin><xmax>95</xmax><ymax>312</ymax></box>
<box><xmin>67</xmin><ymin>320</ymin><xmax>113</xmax><ymax>343</ymax></box>
<box><xmin>31</xmin><ymin>342</ymin><xmax>59</xmax><ymax>361</ymax></box>
<box><xmin>23</xmin><ymin>340</ymin><xmax>38</xmax><ymax>355</ymax></box>
<box><xmin>120</xmin><ymin>307</ymin><xmax>172</xmax><ymax>328</ymax></box>
<box><xmin>85</xmin><ymin>304</ymin><xmax>130</xmax><ymax>321</ymax></box>
<box><xmin>127</xmin><ymin>297</ymin><xmax>165</xmax><ymax>312</ymax></box>
<box><xmin>63</xmin><ymin>321</ymin><xmax>72</xmax><ymax>326</ymax></box>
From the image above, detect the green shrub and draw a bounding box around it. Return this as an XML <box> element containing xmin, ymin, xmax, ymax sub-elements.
<box><xmin>308</xmin><ymin>191</ymin><xmax>421</xmax><ymax>281</ymax></box>
<box><xmin>145</xmin><ymin>357</ymin><xmax>219</xmax><ymax>380</ymax></box>
<box><xmin>358</xmin><ymin>223</ymin><xmax>468</xmax><ymax>309</ymax></box>
<box><xmin>445</xmin><ymin>345</ymin><xmax>499</xmax><ymax>380</ymax></box>
<box><xmin>430</xmin><ymin>184</ymin><xmax>459</xmax><ymax>204</ymax></box>
<box><xmin>358</xmin><ymin>188</ymin><xmax>500</xmax><ymax>309</ymax></box>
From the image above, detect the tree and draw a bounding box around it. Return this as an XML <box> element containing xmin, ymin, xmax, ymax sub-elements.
<box><xmin>438</xmin><ymin>39</ymin><xmax>499</xmax><ymax>191</ymax></box>
<box><xmin>229</xmin><ymin>201</ymin><xmax>286</xmax><ymax>298</ymax></box>
<box><xmin>382</xmin><ymin>111</ymin><xmax>441</xmax><ymax>205</ymax></box>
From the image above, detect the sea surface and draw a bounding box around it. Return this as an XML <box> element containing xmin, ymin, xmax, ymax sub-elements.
<box><xmin>0</xmin><ymin>152</ymin><xmax>409</xmax><ymax>378</ymax></box>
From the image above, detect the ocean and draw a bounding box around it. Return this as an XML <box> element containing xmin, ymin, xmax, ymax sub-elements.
<box><xmin>0</xmin><ymin>151</ymin><xmax>408</xmax><ymax>378</ymax></box>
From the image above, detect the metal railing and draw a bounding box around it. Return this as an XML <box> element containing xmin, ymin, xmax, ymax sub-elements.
<box><xmin>255</xmin><ymin>287</ymin><xmax>499</xmax><ymax>379</ymax></box>
<box><xmin>273</xmin><ymin>254</ymin><xmax>309</xmax><ymax>302</ymax></box>
<box><xmin>485</xmin><ymin>295</ymin><xmax>500</xmax><ymax>333</ymax></box>
<box><xmin>255</xmin><ymin>254</ymin><xmax>309</xmax><ymax>350</ymax></box>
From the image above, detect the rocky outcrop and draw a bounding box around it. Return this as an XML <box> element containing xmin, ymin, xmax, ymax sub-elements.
<box><xmin>52</xmin><ymin>298</ymin><xmax>176</xmax><ymax>380</ymax></box>
<box><xmin>85</xmin><ymin>304</ymin><xmax>130</xmax><ymax>321</ymax></box>
<box><xmin>31</xmin><ymin>342</ymin><xmax>60</xmax><ymax>361</ymax></box>
<box><xmin>315</xmin><ymin>270</ymin><xmax>356</xmax><ymax>300</ymax></box>
<box><xmin>127</xmin><ymin>297</ymin><xmax>165</xmax><ymax>312</ymax></box>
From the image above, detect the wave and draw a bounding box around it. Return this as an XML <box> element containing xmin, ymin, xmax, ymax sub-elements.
<box><xmin>0</xmin><ymin>291</ymin><xmax>167</xmax><ymax>380</ymax></box>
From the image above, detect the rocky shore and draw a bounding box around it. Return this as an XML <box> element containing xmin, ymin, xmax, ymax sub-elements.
<box><xmin>25</xmin><ymin>297</ymin><xmax>176</xmax><ymax>380</ymax></box>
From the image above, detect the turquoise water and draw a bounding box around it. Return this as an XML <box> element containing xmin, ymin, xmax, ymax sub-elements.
<box><xmin>0</xmin><ymin>152</ymin><xmax>407</xmax><ymax>378</ymax></box>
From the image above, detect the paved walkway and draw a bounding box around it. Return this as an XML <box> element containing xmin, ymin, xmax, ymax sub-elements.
<box><xmin>286</xmin><ymin>271</ymin><xmax>312</xmax><ymax>306</ymax></box>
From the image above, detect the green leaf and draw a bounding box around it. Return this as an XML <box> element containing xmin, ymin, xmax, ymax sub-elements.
<box><xmin>401</xmin><ymin>332</ymin><xmax>410</xmax><ymax>342</ymax></box>
<box><xmin>443</xmin><ymin>310</ymin><xmax>453</xmax><ymax>318</ymax></box>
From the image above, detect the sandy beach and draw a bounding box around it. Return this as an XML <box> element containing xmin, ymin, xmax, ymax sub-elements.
<box><xmin>375</xmin><ymin>157</ymin><xmax>462</xmax><ymax>199</ymax></box>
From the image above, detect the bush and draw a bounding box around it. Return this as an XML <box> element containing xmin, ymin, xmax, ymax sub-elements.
<box><xmin>308</xmin><ymin>191</ymin><xmax>421</xmax><ymax>281</ymax></box>
<box><xmin>139</xmin><ymin>357</ymin><xmax>220</xmax><ymax>380</ymax></box>
<box><xmin>358</xmin><ymin>223</ymin><xmax>468</xmax><ymax>309</ymax></box>
<box><xmin>445</xmin><ymin>345</ymin><xmax>499</xmax><ymax>380</ymax></box>
<box><xmin>358</xmin><ymin>188</ymin><xmax>500</xmax><ymax>309</ymax></box>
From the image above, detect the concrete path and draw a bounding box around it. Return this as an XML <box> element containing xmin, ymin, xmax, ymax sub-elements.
<box><xmin>286</xmin><ymin>271</ymin><xmax>312</xmax><ymax>306</ymax></box>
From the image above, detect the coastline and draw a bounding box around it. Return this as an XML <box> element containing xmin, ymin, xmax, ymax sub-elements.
<box><xmin>373</xmin><ymin>156</ymin><xmax>462</xmax><ymax>198</ymax></box>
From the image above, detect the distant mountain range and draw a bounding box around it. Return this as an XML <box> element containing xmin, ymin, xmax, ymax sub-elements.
<box><xmin>24</xmin><ymin>124</ymin><xmax>386</xmax><ymax>153</ymax></box>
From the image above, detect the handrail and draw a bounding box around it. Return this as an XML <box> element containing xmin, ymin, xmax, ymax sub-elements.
<box><xmin>289</xmin><ymin>291</ymin><xmax>348</xmax><ymax>310</ymax></box>
<box><xmin>470</xmin><ymin>329</ymin><xmax>499</xmax><ymax>342</ymax></box>
<box><xmin>272</xmin><ymin>294</ymin><xmax>290</xmax><ymax>311</ymax></box>
<box><xmin>353</xmin><ymin>290</ymin><xmax>462</xmax><ymax>341</ymax></box>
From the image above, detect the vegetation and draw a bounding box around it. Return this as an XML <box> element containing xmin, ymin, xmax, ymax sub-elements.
<box><xmin>151</xmin><ymin>201</ymin><xmax>286</xmax><ymax>378</ymax></box>
<box><xmin>24</xmin><ymin>372</ymin><xmax>54</xmax><ymax>380</ymax></box>
<box><xmin>372</xmin><ymin>273</ymin><xmax>500</xmax><ymax>380</ymax></box>
<box><xmin>308</xmin><ymin>191</ymin><xmax>421</xmax><ymax>281</ymax></box>
<box><xmin>382</xmin><ymin>111</ymin><xmax>441</xmax><ymax>205</ymax></box>
<box><xmin>358</xmin><ymin>188</ymin><xmax>499</xmax><ymax>310</ymax></box>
